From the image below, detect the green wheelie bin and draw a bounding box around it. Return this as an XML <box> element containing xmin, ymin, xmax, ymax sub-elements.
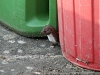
<box><xmin>0</xmin><ymin>0</ymin><xmax>57</xmax><ymax>37</ymax></box>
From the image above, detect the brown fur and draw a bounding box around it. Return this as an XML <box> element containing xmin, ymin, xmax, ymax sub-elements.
<box><xmin>40</xmin><ymin>25</ymin><xmax>59</xmax><ymax>43</ymax></box>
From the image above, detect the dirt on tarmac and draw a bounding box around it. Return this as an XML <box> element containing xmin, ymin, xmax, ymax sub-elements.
<box><xmin>0</xmin><ymin>24</ymin><xmax>99</xmax><ymax>75</ymax></box>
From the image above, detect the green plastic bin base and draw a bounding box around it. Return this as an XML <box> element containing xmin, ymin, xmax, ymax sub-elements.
<box><xmin>0</xmin><ymin>0</ymin><xmax>57</xmax><ymax>37</ymax></box>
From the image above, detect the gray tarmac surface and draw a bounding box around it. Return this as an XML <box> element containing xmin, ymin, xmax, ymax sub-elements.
<box><xmin>0</xmin><ymin>24</ymin><xmax>99</xmax><ymax>75</ymax></box>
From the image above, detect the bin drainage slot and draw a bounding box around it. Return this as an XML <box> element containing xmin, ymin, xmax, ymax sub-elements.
<box><xmin>76</xmin><ymin>58</ymin><xmax>88</xmax><ymax>65</ymax></box>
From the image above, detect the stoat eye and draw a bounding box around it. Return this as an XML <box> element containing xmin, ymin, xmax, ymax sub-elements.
<box><xmin>44</xmin><ymin>30</ymin><xmax>46</xmax><ymax>32</ymax></box>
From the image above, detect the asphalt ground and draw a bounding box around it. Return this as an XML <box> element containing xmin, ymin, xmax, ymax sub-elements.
<box><xmin>0</xmin><ymin>24</ymin><xmax>100</xmax><ymax>75</ymax></box>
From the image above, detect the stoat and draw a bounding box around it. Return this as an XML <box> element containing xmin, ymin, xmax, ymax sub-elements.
<box><xmin>40</xmin><ymin>25</ymin><xmax>59</xmax><ymax>47</ymax></box>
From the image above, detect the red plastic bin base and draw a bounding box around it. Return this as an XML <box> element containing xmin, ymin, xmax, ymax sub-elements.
<box><xmin>57</xmin><ymin>0</ymin><xmax>100</xmax><ymax>71</ymax></box>
<box><xmin>63</xmin><ymin>51</ymin><xmax>100</xmax><ymax>71</ymax></box>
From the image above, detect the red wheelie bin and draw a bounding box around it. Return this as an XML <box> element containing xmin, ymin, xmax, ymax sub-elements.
<box><xmin>57</xmin><ymin>0</ymin><xmax>100</xmax><ymax>70</ymax></box>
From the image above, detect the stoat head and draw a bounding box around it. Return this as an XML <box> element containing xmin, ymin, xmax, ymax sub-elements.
<box><xmin>40</xmin><ymin>25</ymin><xmax>53</xmax><ymax>35</ymax></box>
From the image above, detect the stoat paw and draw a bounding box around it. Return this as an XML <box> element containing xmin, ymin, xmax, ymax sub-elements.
<box><xmin>50</xmin><ymin>45</ymin><xmax>54</xmax><ymax>48</ymax></box>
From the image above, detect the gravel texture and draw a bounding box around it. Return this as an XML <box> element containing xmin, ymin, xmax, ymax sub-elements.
<box><xmin>0</xmin><ymin>24</ymin><xmax>99</xmax><ymax>75</ymax></box>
